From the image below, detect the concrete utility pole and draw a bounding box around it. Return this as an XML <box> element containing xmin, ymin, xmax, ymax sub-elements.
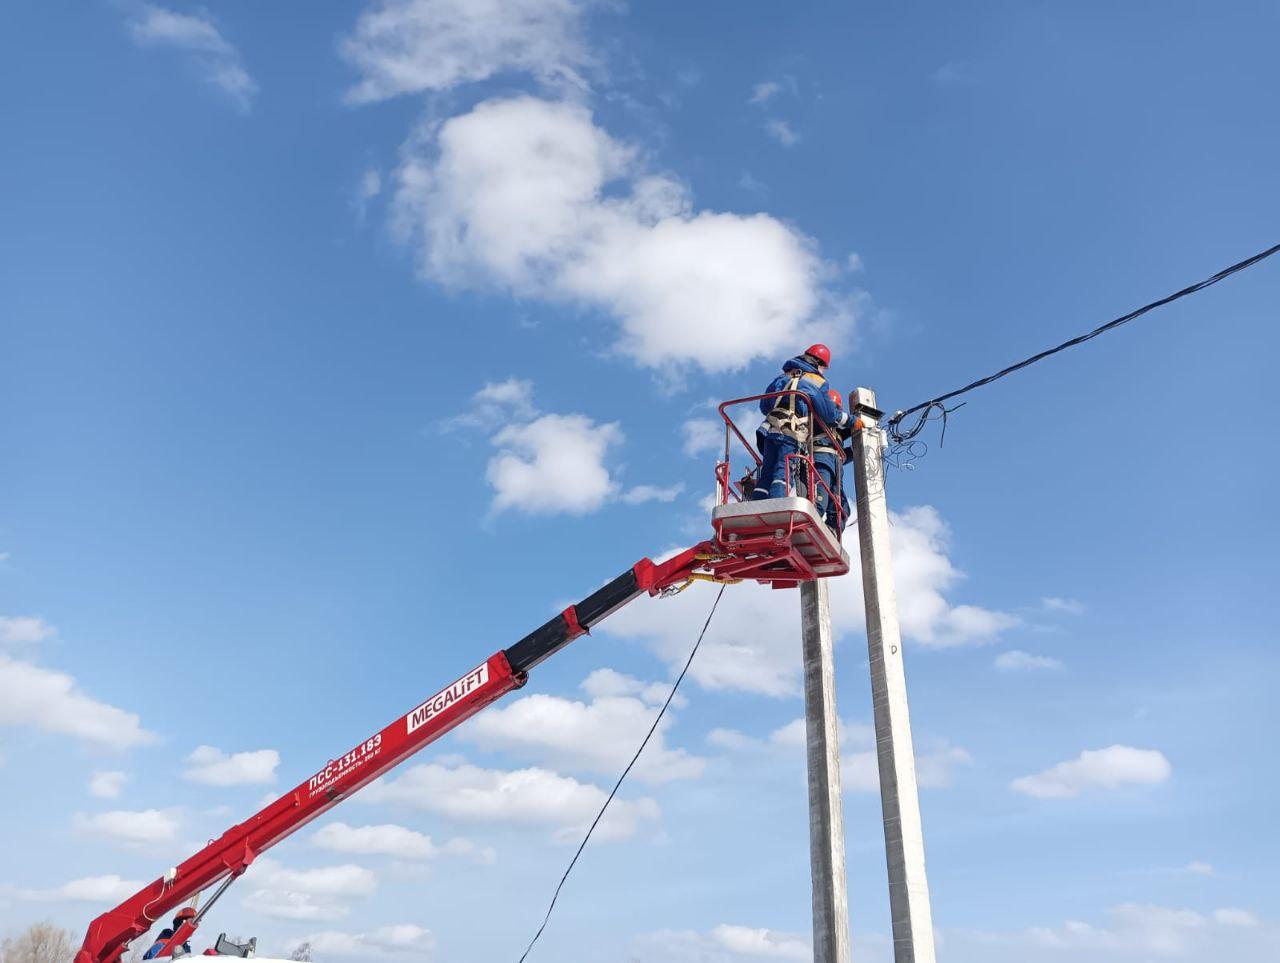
<box><xmin>800</xmin><ymin>577</ymin><xmax>853</xmax><ymax>963</ymax></box>
<box><xmin>849</xmin><ymin>386</ymin><xmax>938</xmax><ymax>963</ymax></box>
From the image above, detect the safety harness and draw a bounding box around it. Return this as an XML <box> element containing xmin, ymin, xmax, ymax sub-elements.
<box><xmin>764</xmin><ymin>371</ymin><xmax>826</xmax><ymax>442</ymax></box>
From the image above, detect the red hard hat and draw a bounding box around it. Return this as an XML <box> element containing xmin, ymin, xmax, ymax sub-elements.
<box><xmin>805</xmin><ymin>343</ymin><xmax>831</xmax><ymax>366</ymax></box>
<box><xmin>828</xmin><ymin>389</ymin><xmax>843</xmax><ymax>408</ymax></box>
<box><xmin>174</xmin><ymin>908</ymin><xmax>196</xmax><ymax>922</ymax></box>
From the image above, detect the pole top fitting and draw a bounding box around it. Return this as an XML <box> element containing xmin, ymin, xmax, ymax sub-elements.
<box><xmin>850</xmin><ymin>386</ymin><xmax>884</xmax><ymax>423</ymax></box>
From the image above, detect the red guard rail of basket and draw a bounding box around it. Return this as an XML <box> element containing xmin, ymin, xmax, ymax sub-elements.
<box><xmin>700</xmin><ymin>391</ymin><xmax>851</xmax><ymax>588</ymax></box>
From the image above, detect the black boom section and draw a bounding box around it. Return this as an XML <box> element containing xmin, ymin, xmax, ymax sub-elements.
<box><xmin>504</xmin><ymin>568</ymin><xmax>643</xmax><ymax>674</ymax></box>
<box><xmin>576</xmin><ymin>568</ymin><xmax>641</xmax><ymax>627</ymax></box>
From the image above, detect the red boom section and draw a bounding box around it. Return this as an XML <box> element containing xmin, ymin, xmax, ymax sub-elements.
<box><xmin>76</xmin><ymin>652</ymin><xmax>523</xmax><ymax>963</ymax></box>
<box><xmin>76</xmin><ymin>548</ymin><xmax>716</xmax><ymax>963</ymax></box>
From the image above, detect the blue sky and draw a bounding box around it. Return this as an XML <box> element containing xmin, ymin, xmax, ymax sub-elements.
<box><xmin>2</xmin><ymin>1</ymin><xmax>1278</xmax><ymax>960</ymax></box>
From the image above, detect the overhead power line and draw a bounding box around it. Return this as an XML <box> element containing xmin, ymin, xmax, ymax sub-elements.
<box><xmin>888</xmin><ymin>242</ymin><xmax>1280</xmax><ymax>447</ymax></box>
<box><xmin>516</xmin><ymin>583</ymin><xmax>728</xmax><ymax>963</ymax></box>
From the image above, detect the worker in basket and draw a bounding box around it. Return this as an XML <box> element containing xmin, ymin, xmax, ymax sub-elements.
<box><xmin>143</xmin><ymin>909</ymin><xmax>194</xmax><ymax>959</ymax></box>
<box><xmin>812</xmin><ymin>388</ymin><xmax>853</xmax><ymax>531</ymax></box>
<box><xmin>752</xmin><ymin>343</ymin><xmax>850</xmax><ymax>501</ymax></box>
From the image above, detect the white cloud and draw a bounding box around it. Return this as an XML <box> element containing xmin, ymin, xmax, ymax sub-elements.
<box><xmin>581</xmin><ymin>668</ymin><xmax>685</xmax><ymax>708</ymax></box>
<box><xmin>603</xmin><ymin>505</ymin><xmax>1016</xmax><ymax>697</ymax></box>
<box><xmin>0</xmin><ymin>615</ymin><xmax>55</xmax><ymax>644</ymax></box>
<box><xmin>125</xmin><ymin>3</ymin><xmax>256</xmax><ymax>110</ymax></box>
<box><xmin>621</xmin><ymin>483</ymin><xmax>685</xmax><ymax>505</ymax></box>
<box><xmin>994</xmin><ymin>650</ymin><xmax>1064</xmax><ymax>672</ymax></box>
<box><xmin>1214</xmin><ymin>908</ymin><xmax>1260</xmax><ymax>927</ymax></box>
<box><xmin>241</xmin><ymin>857</ymin><xmax>378</xmax><ymax>922</ymax></box>
<box><xmin>89</xmin><ymin>771</ymin><xmax>128</xmax><ymax>800</ymax></box>
<box><xmin>488</xmin><ymin>413</ymin><xmax>622</xmax><ymax>515</ymax></box>
<box><xmin>447</xmin><ymin>377</ymin><xmax>539</xmax><ymax>434</ymax></box>
<box><xmin>310</xmin><ymin>822</ymin><xmax>492</xmax><ymax>865</ymax></box>
<box><xmin>764</xmin><ymin>119</ymin><xmax>799</xmax><ymax>147</ymax></box>
<box><xmin>682</xmin><ymin>417</ymin><xmax>724</xmax><ymax>457</ymax></box>
<box><xmin>0</xmin><ymin>655</ymin><xmax>155</xmax><ymax>749</ymax></box>
<box><xmin>633</xmin><ymin>925</ymin><xmax>810</xmax><ymax>962</ymax></box>
<box><xmin>749</xmin><ymin>81</ymin><xmax>781</xmax><ymax>104</ymax></box>
<box><xmin>462</xmin><ymin>379</ymin><xmax>621</xmax><ymax>516</ymax></box>
<box><xmin>74</xmin><ymin>809</ymin><xmax>180</xmax><ymax>848</ymax></box>
<box><xmin>953</xmin><ymin>902</ymin><xmax>1279</xmax><ymax>962</ymax></box>
<box><xmin>362</xmin><ymin>759</ymin><xmax>658</xmax><ymax>841</ymax></box>
<box><xmin>1184</xmin><ymin>860</ymin><xmax>1215</xmax><ymax>876</ymax></box>
<box><xmin>392</xmin><ymin>95</ymin><xmax>849</xmax><ymax>375</ymax></box>
<box><xmin>18</xmin><ymin>875</ymin><xmax>144</xmax><ymax>904</ymax></box>
<box><xmin>1011</xmin><ymin>745</ymin><xmax>1172</xmax><ymax>799</ymax></box>
<box><xmin>463</xmin><ymin>685</ymin><xmax>704</xmax><ymax>783</ymax></box>
<box><xmin>712</xmin><ymin>924</ymin><xmax>809</xmax><ymax>960</ymax></box>
<box><xmin>182</xmin><ymin>745</ymin><xmax>280</xmax><ymax>786</ymax></box>
<box><xmin>342</xmin><ymin>0</ymin><xmax>595</xmax><ymax>104</ymax></box>
<box><xmin>355</xmin><ymin>168</ymin><xmax>383</xmax><ymax>221</ymax></box>
<box><xmin>1041</xmin><ymin>596</ymin><xmax>1084</xmax><ymax>614</ymax></box>
<box><xmin>846</xmin><ymin>252</ymin><xmax>865</xmax><ymax>273</ymax></box>
<box><xmin>288</xmin><ymin>925</ymin><xmax>434</xmax><ymax>958</ymax></box>
<box><xmin>312</xmin><ymin>822</ymin><xmax>436</xmax><ymax>860</ymax></box>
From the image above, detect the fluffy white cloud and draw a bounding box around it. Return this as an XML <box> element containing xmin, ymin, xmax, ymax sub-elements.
<box><xmin>392</xmin><ymin>96</ymin><xmax>849</xmax><ymax>374</ymax></box>
<box><xmin>312</xmin><ymin>822</ymin><xmax>436</xmax><ymax>860</ymax></box>
<box><xmin>955</xmin><ymin>902</ymin><xmax>1276</xmax><ymax>960</ymax></box>
<box><xmin>488</xmin><ymin>413</ymin><xmax>622</xmax><ymax>515</ymax></box>
<box><xmin>89</xmin><ymin>771</ymin><xmax>128</xmax><ymax>800</ymax></box>
<box><xmin>682</xmin><ymin>418</ymin><xmax>724</xmax><ymax>457</ymax></box>
<box><xmin>0</xmin><ymin>655</ymin><xmax>155</xmax><ymax>749</ymax></box>
<box><xmin>621</xmin><ymin>483</ymin><xmax>686</xmax><ymax>505</ymax></box>
<box><xmin>749</xmin><ymin>81</ymin><xmax>781</xmax><ymax>104</ymax></box>
<box><xmin>603</xmin><ymin>505</ymin><xmax>1015</xmax><ymax>697</ymax></box>
<box><xmin>73</xmin><ymin>809</ymin><xmax>180</xmax><ymax>847</ymax></box>
<box><xmin>182</xmin><ymin>745</ymin><xmax>280</xmax><ymax>786</ymax></box>
<box><xmin>711</xmin><ymin>924</ymin><xmax>809</xmax><ymax>960</ymax></box>
<box><xmin>764</xmin><ymin>119</ymin><xmax>800</xmax><ymax>147</ymax></box>
<box><xmin>464</xmin><ymin>380</ymin><xmax>622</xmax><ymax>515</ymax></box>
<box><xmin>310</xmin><ymin>822</ymin><xmax>492</xmax><ymax>864</ymax></box>
<box><xmin>581</xmin><ymin>668</ymin><xmax>683</xmax><ymax>707</ymax></box>
<box><xmin>633</xmin><ymin>925</ymin><xmax>809</xmax><ymax>962</ymax></box>
<box><xmin>362</xmin><ymin>759</ymin><xmax>658</xmax><ymax>841</ymax></box>
<box><xmin>1041</xmin><ymin>596</ymin><xmax>1084</xmax><ymax>614</ymax></box>
<box><xmin>0</xmin><ymin>615</ymin><xmax>55</xmax><ymax>644</ymax></box>
<box><xmin>241</xmin><ymin>857</ymin><xmax>377</xmax><ymax>922</ymax></box>
<box><xmin>994</xmin><ymin>650</ymin><xmax>1064</xmax><ymax>672</ymax></box>
<box><xmin>18</xmin><ymin>874</ymin><xmax>144</xmax><ymax>903</ymax></box>
<box><xmin>463</xmin><ymin>683</ymin><xmax>705</xmax><ymax>783</ymax></box>
<box><xmin>1011</xmin><ymin>745</ymin><xmax>1172</xmax><ymax>799</ymax></box>
<box><xmin>1215</xmin><ymin>908</ymin><xmax>1260</xmax><ymax>927</ymax></box>
<box><xmin>124</xmin><ymin>3</ymin><xmax>256</xmax><ymax>110</ymax></box>
<box><xmin>342</xmin><ymin>0</ymin><xmax>595</xmax><ymax>104</ymax></box>
<box><xmin>288</xmin><ymin>924</ymin><xmax>434</xmax><ymax>958</ymax></box>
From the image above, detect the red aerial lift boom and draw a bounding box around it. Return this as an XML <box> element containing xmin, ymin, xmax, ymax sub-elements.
<box><xmin>75</xmin><ymin>392</ymin><xmax>853</xmax><ymax>963</ymax></box>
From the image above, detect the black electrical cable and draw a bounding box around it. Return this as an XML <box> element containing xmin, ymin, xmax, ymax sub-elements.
<box><xmin>516</xmin><ymin>583</ymin><xmax>728</xmax><ymax>963</ymax></box>
<box><xmin>888</xmin><ymin>242</ymin><xmax>1280</xmax><ymax>445</ymax></box>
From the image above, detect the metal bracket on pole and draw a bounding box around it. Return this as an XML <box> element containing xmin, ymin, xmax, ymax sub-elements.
<box><xmin>849</xmin><ymin>386</ymin><xmax>938</xmax><ymax>963</ymax></box>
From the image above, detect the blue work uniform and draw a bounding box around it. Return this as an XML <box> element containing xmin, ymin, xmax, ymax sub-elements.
<box><xmin>752</xmin><ymin>357</ymin><xmax>849</xmax><ymax>500</ymax></box>
<box><xmin>812</xmin><ymin>433</ymin><xmax>853</xmax><ymax>530</ymax></box>
<box><xmin>144</xmin><ymin>928</ymin><xmax>191</xmax><ymax>959</ymax></box>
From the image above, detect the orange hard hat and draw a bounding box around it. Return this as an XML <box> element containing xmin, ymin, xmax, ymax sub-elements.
<box><xmin>805</xmin><ymin>343</ymin><xmax>831</xmax><ymax>366</ymax></box>
<box><xmin>828</xmin><ymin>389</ymin><xmax>843</xmax><ymax>408</ymax></box>
<box><xmin>174</xmin><ymin>908</ymin><xmax>196</xmax><ymax>922</ymax></box>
